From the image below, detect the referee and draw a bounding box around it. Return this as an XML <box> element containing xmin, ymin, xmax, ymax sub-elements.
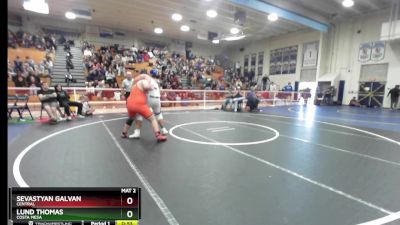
<box><xmin>121</xmin><ymin>71</ymin><xmax>134</xmax><ymax>100</ymax></box>
<box><xmin>121</xmin><ymin>71</ymin><xmax>135</xmax><ymax>138</ymax></box>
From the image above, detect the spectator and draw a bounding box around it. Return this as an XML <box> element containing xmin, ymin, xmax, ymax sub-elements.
<box><xmin>8</xmin><ymin>60</ymin><xmax>16</xmax><ymax>80</ymax></box>
<box><xmin>249</xmin><ymin>70</ymin><xmax>255</xmax><ymax>83</ymax></box>
<box><xmin>262</xmin><ymin>74</ymin><xmax>270</xmax><ymax>91</ymax></box>
<box><xmin>40</xmin><ymin>58</ymin><xmax>48</xmax><ymax>76</ymax></box>
<box><xmin>323</xmin><ymin>86</ymin><xmax>335</xmax><ymax>105</ymax></box>
<box><xmin>232</xmin><ymin>87</ymin><xmax>244</xmax><ymax>112</ymax></box>
<box><xmin>349</xmin><ymin>97</ymin><xmax>362</xmax><ymax>107</ymax></box>
<box><xmin>46</xmin><ymin>57</ymin><xmax>54</xmax><ymax>78</ymax></box>
<box><xmin>14</xmin><ymin>56</ymin><xmax>24</xmax><ymax>73</ymax></box>
<box><xmin>25</xmin><ymin>56</ymin><xmax>35</xmax><ymax>70</ymax></box>
<box><xmin>22</xmin><ymin>32</ymin><xmax>32</xmax><ymax>48</ymax></box>
<box><xmin>38</xmin><ymin>82</ymin><xmax>61</xmax><ymax>124</ymax></box>
<box><xmin>8</xmin><ymin>30</ymin><xmax>17</xmax><ymax>48</ymax></box>
<box><xmin>283</xmin><ymin>82</ymin><xmax>293</xmax><ymax>92</ymax></box>
<box><xmin>54</xmin><ymin>84</ymin><xmax>85</xmax><ymax>120</ymax></box>
<box><xmin>83</xmin><ymin>48</ymin><xmax>92</xmax><ymax>59</ymax></box>
<box><xmin>14</xmin><ymin>74</ymin><xmax>26</xmax><ymax>87</ymax></box>
<box><xmin>80</xmin><ymin>95</ymin><xmax>95</xmax><ymax>116</ymax></box>
<box><xmin>26</xmin><ymin>72</ymin><xmax>41</xmax><ymax>86</ymax></box>
<box><xmin>101</xmin><ymin>83</ymin><xmax>116</xmax><ymax>100</ymax></box>
<box><xmin>66</xmin><ymin>54</ymin><xmax>74</xmax><ymax>74</ymax></box>
<box><xmin>387</xmin><ymin>85</ymin><xmax>400</xmax><ymax>110</ymax></box>
<box><xmin>105</xmin><ymin>68</ymin><xmax>118</xmax><ymax>88</ymax></box>
<box><xmin>222</xmin><ymin>85</ymin><xmax>236</xmax><ymax>111</ymax></box>
<box><xmin>246</xmin><ymin>86</ymin><xmax>260</xmax><ymax>112</ymax></box>
<box><xmin>58</xmin><ymin>35</ymin><xmax>66</xmax><ymax>45</ymax></box>
<box><xmin>26</xmin><ymin>72</ymin><xmax>40</xmax><ymax>95</ymax></box>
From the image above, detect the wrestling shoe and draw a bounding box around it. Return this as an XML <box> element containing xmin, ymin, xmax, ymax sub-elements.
<box><xmin>129</xmin><ymin>130</ymin><xmax>141</xmax><ymax>139</ymax></box>
<box><xmin>161</xmin><ymin>127</ymin><xmax>169</xmax><ymax>135</ymax></box>
<box><xmin>121</xmin><ymin>132</ymin><xmax>128</xmax><ymax>139</ymax></box>
<box><xmin>156</xmin><ymin>132</ymin><xmax>167</xmax><ymax>142</ymax></box>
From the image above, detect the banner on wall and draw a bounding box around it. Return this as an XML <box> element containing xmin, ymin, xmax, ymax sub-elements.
<box><xmin>281</xmin><ymin>47</ymin><xmax>290</xmax><ymax>74</ymax></box>
<box><xmin>251</xmin><ymin>53</ymin><xmax>256</xmax><ymax>71</ymax></box>
<box><xmin>244</xmin><ymin>55</ymin><xmax>249</xmax><ymax>73</ymax></box>
<box><xmin>269</xmin><ymin>46</ymin><xmax>297</xmax><ymax>75</ymax></box>
<box><xmin>289</xmin><ymin>46</ymin><xmax>298</xmax><ymax>74</ymax></box>
<box><xmin>371</xmin><ymin>41</ymin><xmax>385</xmax><ymax>61</ymax></box>
<box><xmin>276</xmin><ymin>49</ymin><xmax>282</xmax><ymax>74</ymax></box>
<box><xmin>99</xmin><ymin>27</ymin><xmax>114</xmax><ymax>38</ymax></box>
<box><xmin>257</xmin><ymin>52</ymin><xmax>264</xmax><ymax>76</ymax></box>
<box><xmin>358</xmin><ymin>43</ymin><xmax>372</xmax><ymax>62</ymax></box>
<box><xmin>302</xmin><ymin>42</ymin><xmax>319</xmax><ymax>67</ymax></box>
<box><xmin>269</xmin><ymin>50</ymin><xmax>276</xmax><ymax>75</ymax></box>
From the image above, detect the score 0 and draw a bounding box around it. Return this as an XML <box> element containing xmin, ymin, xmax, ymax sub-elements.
<box><xmin>121</xmin><ymin>187</ymin><xmax>138</xmax><ymax>204</ymax></box>
<box><xmin>121</xmin><ymin>188</ymin><xmax>139</xmax><ymax>220</ymax></box>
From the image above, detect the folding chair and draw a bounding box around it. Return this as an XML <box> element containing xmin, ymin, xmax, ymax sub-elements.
<box><xmin>8</xmin><ymin>95</ymin><xmax>34</xmax><ymax>121</ymax></box>
<box><xmin>8</xmin><ymin>95</ymin><xmax>24</xmax><ymax>120</ymax></box>
<box><xmin>39</xmin><ymin>102</ymin><xmax>64</xmax><ymax>119</ymax></box>
<box><xmin>16</xmin><ymin>95</ymin><xmax>34</xmax><ymax>120</ymax></box>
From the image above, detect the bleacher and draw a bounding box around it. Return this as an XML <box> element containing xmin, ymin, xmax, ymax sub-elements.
<box><xmin>8</xmin><ymin>47</ymin><xmax>53</xmax><ymax>97</ymax></box>
<box><xmin>8</xmin><ymin>48</ymin><xmax>47</xmax><ymax>63</ymax></box>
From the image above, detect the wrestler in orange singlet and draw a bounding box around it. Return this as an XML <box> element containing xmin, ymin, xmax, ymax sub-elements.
<box><xmin>122</xmin><ymin>74</ymin><xmax>167</xmax><ymax>142</ymax></box>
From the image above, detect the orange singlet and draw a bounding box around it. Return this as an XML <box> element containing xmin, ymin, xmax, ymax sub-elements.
<box><xmin>126</xmin><ymin>85</ymin><xmax>153</xmax><ymax>119</ymax></box>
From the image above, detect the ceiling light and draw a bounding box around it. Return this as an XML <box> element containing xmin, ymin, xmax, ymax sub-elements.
<box><xmin>268</xmin><ymin>13</ymin><xmax>278</xmax><ymax>22</ymax></box>
<box><xmin>172</xmin><ymin>13</ymin><xmax>182</xmax><ymax>21</ymax></box>
<box><xmin>224</xmin><ymin>35</ymin><xmax>246</xmax><ymax>41</ymax></box>
<box><xmin>206</xmin><ymin>9</ymin><xmax>218</xmax><ymax>18</ymax></box>
<box><xmin>65</xmin><ymin>11</ymin><xmax>76</xmax><ymax>20</ymax></box>
<box><xmin>154</xmin><ymin>28</ymin><xmax>163</xmax><ymax>34</ymax></box>
<box><xmin>230</xmin><ymin>27</ymin><xmax>240</xmax><ymax>34</ymax></box>
<box><xmin>23</xmin><ymin>0</ymin><xmax>49</xmax><ymax>14</ymax></box>
<box><xmin>212</xmin><ymin>39</ymin><xmax>220</xmax><ymax>44</ymax></box>
<box><xmin>180</xmin><ymin>25</ymin><xmax>190</xmax><ymax>32</ymax></box>
<box><xmin>342</xmin><ymin>0</ymin><xmax>354</xmax><ymax>7</ymax></box>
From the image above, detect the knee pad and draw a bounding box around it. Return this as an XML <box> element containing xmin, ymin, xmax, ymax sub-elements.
<box><xmin>136</xmin><ymin>114</ymin><xmax>143</xmax><ymax>121</ymax></box>
<box><xmin>155</xmin><ymin>113</ymin><xmax>163</xmax><ymax>120</ymax></box>
<box><xmin>125</xmin><ymin>118</ymin><xmax>134</xmax><ymax>126</ymax></box>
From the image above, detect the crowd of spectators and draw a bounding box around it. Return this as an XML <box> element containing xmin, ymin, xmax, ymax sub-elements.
<box><xmin>8</xmin><ymin>55</ymin><xmax>54</xmax><ymax>91</ymax></box>
<box><xmin>8</xmin><ymin>29</ymin><xmax>57</xmax><ymax>52</ymax></box>
<box><xmin>80</xmin><ymin>41</ymin><xmax>221</xmax><ymax>91</ymax></box>
<box><xmin>223</xmin><ymin>68</ymin><xmax>258</xmax><ymax>91</ymax></box>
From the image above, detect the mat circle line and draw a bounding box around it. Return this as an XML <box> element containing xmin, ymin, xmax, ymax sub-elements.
<box><xmin>169</xmin><ymin>121</ymin><xmax>280</xmax><ymax>146</ymax></box>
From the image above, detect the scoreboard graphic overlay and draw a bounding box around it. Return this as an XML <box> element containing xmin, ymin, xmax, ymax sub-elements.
<box><xmin>9</xmin><ymin>187</ymin><xmax>141</xmax><ymax>225</ymax></box>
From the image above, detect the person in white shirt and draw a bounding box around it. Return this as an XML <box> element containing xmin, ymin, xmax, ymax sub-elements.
<box><xmin>121</xmin><ymin>72</ymin><xmax>134</xmax><ymax>100</ymax></box>
<box><xmin>129</xmin><ymin>73</ymin><xmax>168</xmax><ymax>138</ymax></box>
<box><xmin>270</xmin><ymin>82</ymin><xmax>278</xmax><ymax>92</ymax></box>
<box><xmin>131</xmin><ymin>45</ymin><xmax>138</xmax><ymax>53</ymax></box>
<box><xmin>47</xmin><ymin>58</ymin><xmax>54</xmax><ymax>77</ymax></box>
<box><xmin>83</xmin><ymin>49</ymin><xmax>92</xmax><ymax>58</ymax></box>
<box><xmin>80</xmin><ymin>95</ymin><xmax>95</xmax><ymax>116</ymax></box>
<box><xmin>105</xmin><ymin>68</ymin><xmax>117</xmax><ymax>88</ymax></box>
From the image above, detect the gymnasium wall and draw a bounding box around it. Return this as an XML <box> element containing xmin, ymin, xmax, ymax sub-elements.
<box><xmin>223</xmin><ymin>29</ymin><xmax>320</xmax><ymax>89</ymax></box>
<box><xmin>323</xmin><ymin>9</ymin><xmax>400</xmax><ymax>107</ymax></box>
<box><xmin>224</xmin><ymin>8</ymin><xmax>400</xmax><ymax>107</ymax></box>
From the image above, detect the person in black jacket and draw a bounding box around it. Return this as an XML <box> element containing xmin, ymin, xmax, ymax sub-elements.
<box><xmin>387</xmin><ymin>85</ymin><xmax>400</xmax><ymax>110</ymax></box>
<box><xmin>54</xmin><ymin>84</ymin><xmax>85</xmax><ymax>121</ymax></box>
